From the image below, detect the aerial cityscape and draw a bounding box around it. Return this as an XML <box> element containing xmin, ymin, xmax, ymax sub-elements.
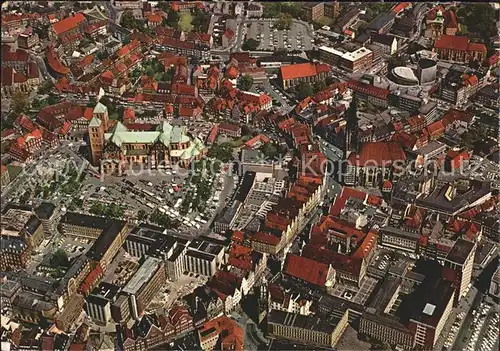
<box><xmin>0</xmin><ymin>1</ymin><xmax>498</xmax><ymax>350</ymax></box>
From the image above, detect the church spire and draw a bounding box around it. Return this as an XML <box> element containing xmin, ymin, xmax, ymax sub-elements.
<box><xmin>344</xmin><ymin>97</ymin><xmax>359</xmax><ymax>158</ymax></box>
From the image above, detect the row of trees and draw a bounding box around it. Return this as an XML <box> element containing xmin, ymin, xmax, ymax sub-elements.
<box><xmin>207</xmin><ymin>142</ymin><xmax>234</xmax><ymax>163</ymax></box>
<box><xmin>295</xmin><ymin>79</ymin><xmax>334</xmax><ymax>100</ymax></box>
<box><xmin>275</xmin><ymin>13</ymin><xmax>293</xmax><ymax>30</ymax></box>
<box><xmin>239</xmin><ymin>75</ymin><xmax>254</xmax><ymax>91</ymax></box>
<box><xmin>263</xmin><ymin>2</ymin><xmax>303</xmax><ymax>19</ymax></box>
<box><xmin>260</xmin><ymin>142</ymin><xmax>287</xmax><ymax>160</ymax></box>
<box><xmin>242</xmin><ymin>38</ymin><xmax>260</xmax><ymax>51</ymax></box>
<box><xmin>89</xmin><ymin>202</ymin><xmax>125</xmax><ymax>218</ymax></box>
<box><xmin>455</xmin><ymin>4</ymin><xmax>497</xmax><ymax>55</ymax></box>
<box><xmin>149</xmin><ymin>209</ymin><xmax>180</xmax><ymax>228</ymax></box>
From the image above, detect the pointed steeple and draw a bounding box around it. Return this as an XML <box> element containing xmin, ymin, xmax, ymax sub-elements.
<box><xmin>344</xmin><ymin>96</ymin><xmax>359</xmax><ymax>158</ymax></box>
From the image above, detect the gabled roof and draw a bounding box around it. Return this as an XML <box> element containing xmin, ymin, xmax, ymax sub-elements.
<box><xmin>52</xmin><ymin>13</ymin><xmax>86</xmax><ymax>36</ymax></box>
<box><xmin>89</xmin><ymin>117</ymin><xmax>101</xmax><ymax>128</ymax></box>
<box><xmin>284</xmin><ymin>254</ymin><xmax>330</xmax><ymax>287</ymax></box>
<box><xmin>93</xmin><ymin>102</ymin><xmax>107</xmax><ymax>114</ymax></box>
<box><xmin>280</xmin><ymin>62</ymin><xmax>329</xmax><ymax>81</ymax></box>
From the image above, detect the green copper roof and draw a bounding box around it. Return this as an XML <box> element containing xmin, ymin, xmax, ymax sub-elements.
<box><xmin>111</xmin><ymin>121</ymin><xmax>129</xmax><ymax>134</ymax></box>
<box><xmin>103</xmin><ymin>120</ymin><xmax>206</xmax><ymax>160</ymax></box>
<box><xmin>94</xmin><ymin>102</ymin><xmax>108</xmax><ymax>114</ymax></box>
<box><xmin>89</xmin><ymin>117</ymin><xmax>101</xmax><ymax>127</ymax></box>
<box><xmin>171</xmin><ymin>126</ymin><xmax>190</xmax><ymax>143</ymax></box>
<box><xmin>105</xmin><ymin>131</ymin><xmax>160</xmax><ymax>146</ymax></box>
<box><xmin>157</xmin><ymin>121</ymin><xmax>173</xmax><ymax>146</ymax></box>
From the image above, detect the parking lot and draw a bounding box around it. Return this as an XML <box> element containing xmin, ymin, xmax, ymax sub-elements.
<box><xmin>76</xmin><ymin>162</ymin><xmax>238</xmax><ymax>235</ymax></box>
<box><xmin>253</xmin><ymin>81</ymin><xmax>295</xmax><ymax>113</ymax></box>
<box><xmin>245</xmin><ymin>20</ymin><xmax>314</xmax><ymax>51</ymax></box>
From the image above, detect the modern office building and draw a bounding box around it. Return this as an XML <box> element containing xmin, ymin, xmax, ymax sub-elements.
<box><xmin>302</xmin><ymin>2</ymin><xmax>325</xmax><ymax>22</ymax></box>
<box><xmin>443</xmin><ymin>239</ymin><xmax>476</xmax><ymax>304</ymax></box>
<box><xmin>268</xmin><ymin>309</ymin><xmax>349</xmax><ymax>349</ymax></box>
<box><xmin>417</xmin><ymin>59</ymin><xmax>437</xmax><ymax>84</ymax></box>
<box><xmin>407</xmin><ymin>280</ymin><xmax>455</xmax><ymax>349</ymax></box>
<box><xmin>121</xmin><ymin>256</ymin><xmax>166</xmax><ymax>320</ymax></box>
<box><xmin>85</xmin><ymin>282</ymin><xmax>121</xmax><ymax>325</ymax></box>
<box><xmin>319</xmin><ymin>46</ymin><xmax>373</xmax><ymax>73</ymax></box>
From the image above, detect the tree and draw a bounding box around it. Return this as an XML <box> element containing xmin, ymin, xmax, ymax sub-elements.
<box><xmin>239</xmin><ymin>75</ymin><xmax>254</xmax><ymax>91</ymax></box>
<box><xmin>178</xmin><ymin>12</ymin><xmax>193</xmax><ymax>32</ymax></box>
<box><xmin>50</xmin><ymin>249</ymin><xmax>69</xmax><ymax>267</ymax></box>
<box><xmin>31</xmin><ymin>22</ymin><xmax>50</xmax><ymax>39</ymax></box>
<box><xmin>97</xmin><ymin>51</ymin><xmax>109</xmax><ymax>60</ymax></box>
<box><xmin>273</xmin><ymin>48</ymin><xmax>288</xmax><ymax>56</ymax></box>
<box><xmin>260</xmin><ymin>142</ymin><xmax>279</xmax><ymax>159</ymax></box>
<box><xmin>47</xmin><ymin>93</ymin><xmax>59</xmax><ymax>105</ymax></box>
<box><xmin>313</xmin><ymin>81</ymin><xmax>327</xmax><ymax>93</ymax></box>
<box><xmin>207</xmin><ymin>142</ymin><xmax>234</xmax><ymax>162</ymax></box>
<box><xmin>166</xmin><ymin>9</ymin><xmax>180</xmax><ymax>28</ymax></box>
<box><xmin>11</xmin><ymin>91</ymin><xmax>29</xmax><ymax>114</ymax></box>
<box><xmin>137</xmin><ymin>209</ymin><xmax>147</xmax><ymax>221</ymax></box>
<box><xmin>296</xmin><ymin>82</ymin><xmax>314</xmax><ymax>100</ymax></box>
<box><xmin>242</xmin><ymin>38</ymin><xmax>260</xmax><ymax>51</ymax></box>
<box><xmin>121</xmin><ymin>11</ymin><xmax>138</xmax><ymax>30</ymax></box>
<box><xmin>117</xmin><ymin>106</ymin><xmax>125</xmax><ymax>122</ymax></box>
<box><xmin>192</xmin><ymin>8</ymin><xmax>211</xmax><ymax>32</ymax></box>
<box><xmin>38</xmin><ymin>81</ymin><xmax>54</xmax><ymax>95</ymax></box>
<box><xmin>325</xmin><ymin>76</ymin><xmax>338</xmax><ymax>86</ymax></box>
<box><xmin>275</xmin><ymin>13</ymin><xmax>293</xmax><ymax>30</ymax></box>
<box><xmin>89</xmin><ymin>202</ymin><xmax>104</xmax><ymax>215</ymax></box>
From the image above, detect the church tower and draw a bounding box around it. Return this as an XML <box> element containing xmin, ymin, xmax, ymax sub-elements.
<box><xmin>92</xmin><ymin>102</ymin><xmax>109</xmax><ymax>132</ymax></box>
<box><xmin>89</xmin><ymin>117</ymin><xmax>104</xmax><ymax>167</ymax></box>
<box><xmin>343</xmin><ymin>97</ymin><xmax>359</xmax><ymax>159</ymax></box>
<box><xmin>431</xmin><ymin>10</ymin><xmax>445</xmax><ymax>40</ymax></box>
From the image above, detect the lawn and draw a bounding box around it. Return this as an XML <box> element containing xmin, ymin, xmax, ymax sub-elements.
<box><xmin>178</xmin><ymin>12</ymin><xmax>193</xmax><ymax>32</ymax></box>
<box><xmin>230</xmin><ymin>135</ymin><xmax>251</xmax><ymax>147</ymax></box>
<box><xmin>7</xmin><ymin>165</ymin><xmax>23</xmax><ymax>180</ymax></box>
<box><xmin>316</xmin><ymin>16</ymin><xmax>335</xmax><ymax>27</ymax></box>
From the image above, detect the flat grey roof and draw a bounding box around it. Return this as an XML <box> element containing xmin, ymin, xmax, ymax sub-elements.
<box><xmin>269</xmin><ymin>309</ymin><xmax>342</xmax><ymax>335</ymax></box>
<box><xmin>445</xmin><ymin>238</ymin><xmax>475</xmax><ymax>265</ymax></box>
<box><xmin>122</xmin><ymin>256</ymin><xmax>162</xmax><ymax>295</ymax></box>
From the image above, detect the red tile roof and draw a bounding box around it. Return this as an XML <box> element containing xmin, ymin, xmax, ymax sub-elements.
<box><xmin>1</xmin><ymin>67</ymin><xmax>13</xmax><ymax>86</ymax></box>
<box><xmin>393</xmin><ymin>2</ymin><xmax>411</xmax><ymax>14</ymax></box>
<box><xmin>224</xmin><ymin>28</ymin><xmax>235</xmax><ymax>39</ymax></box>
<box><xmin>284</xmin><ymin>254</ymin><xmax>330</xmax><ymax>287</ymax></box>
<box><xmin>199</xmin><ymin>316</ymin><xmax>243</xmax><ymax>351</ymax></box>
<box><xmin>251</xmin><ymin>231</ymin><xmax>280</xmax><ymax>246</ymax></box>
<box><xmin>46</xmin><ymin>46</ymin><xmax>69</xmax><ymax>75</ymax></box>
<box><xmin>239</xmin><ymin>91</ymin><xmax>272</xmax><ymax>107</ymax></box>
<box><xmin>434</xmin><ymin>35</ymin><xmax>486</xmax><ymax>53</ymax></box>
<box><xmin>226</xmin><ymin>65</ymin><xmax>239</xmax><ymax>79</ymax></box>
<box><xmin>427</xmin><ymin>120</ymin><xmax>445</xmax><ymax>137</ymax></box>
<box><xmin>346</xmin><ymin>79</ymin><xmax>389</xmax><ymax>99</ymax></box>
<box><xmin>280</xmin><ymin>62</ymin><xmax>329</xmax><ymax>81</ymax></box>
<box><xmin>147</xmin><ymin>13</ymin><xmax>162</xmax><ymax>23</ymax></box>
<box><xmin>52</xmin><ymin>13</ymin><xmax>86</xmax><ymax>36</ymax></box>
<box><xmin>447</xmin><ymin>149</ymin><xmax>470</xmax><ymax>169</ymax></box>
<box><xmin>347</xmin><ymin>142</ymin><xmax>406</xmax><ymax>166</ymax></box>
<box><xmin>245</xmin><ymin>134</ymin><xmax>270</xmax><ymax>148</ymax></box>
<box><xmin>302</xmin><ymin>244</ymin><xmax>363</xmax><ymax>277</ymax></box>
<box><xmin>27</xmin><ymin>62</ymin><xmax>39</xmax><ymax>79</ymax></box>
<box><xmin>353</xmin><ymin>231</ymin><xmax>378</xmax><ymax>259</ymax></box>
<box><xmin>219</xmin><ymin>122</ymin><xmax>240</xmax><ymax>133</ymax></box>
<box><xmin>2</xmin><ymin>48</ymin><xmax>29</xmax><ymax>62</ymax></box>
<box><xmin>466</xmin><ymin>43</ymin><xmax>487</xmax><ymax>53</ymax></box>
<box><xmin>443</xmin><ymin>9</ymin><xmax>458</xmax><ymax>28</ymax></box>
